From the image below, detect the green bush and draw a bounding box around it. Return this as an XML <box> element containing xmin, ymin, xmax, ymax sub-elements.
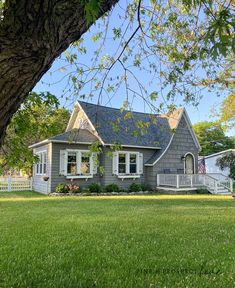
<box><xmin>105</xmin><ymin>183</ymin><xmax>119</xmax><ymax>192</ymax></box>
<box><xmin>88</xmin><ymin>183</ymin><xmax>102</xmax><ymax>193</ymax></box>
<box><xmin>55</xmin><ymin>183</ymin><xmax>69</xmax><ymax>193</ymax></box>
<box><xmin>140</xmin><ymin>183</ymin><xmax>152</xmax><ymax>191</ymax></box>
<box><xmin>129</xmin><ymin>182</ymin><xmax>141</xmax><ymax>192</ymax></box>
<box><xmin>196</xmin><ymin>188</ymin><xmax>209</xmax><ymax>194</ymax></box>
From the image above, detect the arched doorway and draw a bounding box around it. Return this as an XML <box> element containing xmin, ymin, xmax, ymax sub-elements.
<box><xmin>184</xmin><ymin>153</ymin><xmax>195</xmax><ymax>174</ymax></box>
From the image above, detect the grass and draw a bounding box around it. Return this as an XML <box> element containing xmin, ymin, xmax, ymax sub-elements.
<box><xmin>0</xmin><ymin>191</ymin><xmax>234</xmax><ymax>288</ymax></box>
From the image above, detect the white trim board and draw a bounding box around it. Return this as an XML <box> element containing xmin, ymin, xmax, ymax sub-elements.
<box><xmin>105</xmin><ymin>144</ymin><xmax>161</xmax><ymax>150</ymax></box>
<box><xmin>29</xmin><ymin>139</ymin><xmax>95</xmax><ymax>149</ymax></box>
<box><xmin>200</xmin><ymin>149</ymin><xmax>235</xmax><ymax>160</ymax></box>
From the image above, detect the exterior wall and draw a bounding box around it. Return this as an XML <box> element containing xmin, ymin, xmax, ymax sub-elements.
<box><xmin>204</xmin><ymin>155</ymin><xmax>230</xmax><ymax>176</ymax></box>
<box><xmin>50</xmin><ymin>143</ymin><xmax>101</xmax><ymax>192</ymax></box>
<box><xmin>101</xmin><ymin>147</ymin><xmax>156</xmax><ymax>188</ymax></box>
<box><xmin>147</xmin><ymin>114</ymin><xmax>199</xmax><ymax>187</ymax></box>
<box><xmin>32</xmin><ymin>144</ymin><xmax>51</xmax><ymax>194</ymax></box>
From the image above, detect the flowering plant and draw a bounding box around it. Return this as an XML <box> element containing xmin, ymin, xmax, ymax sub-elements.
<box><xmin>67</xmin><ymin>179</ymin><xmax>81</xmax><ymax>193</ymax></box>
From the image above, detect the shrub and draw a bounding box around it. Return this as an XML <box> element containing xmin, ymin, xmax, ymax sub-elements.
<box><xmin>55</xmin><ymin>183</ymin><xmax>69</xmax><ymax>193</ymax></box>
<box><xmin>196</xmin><ymin>188</ymin><xmax>209</xmax><ymax>194</ymax></box>
<box><xmin>89</xmin><ymin>183</ymin><xmax>102</xmax><ymax>193</ymax></box>
<box><xmin>140</xmin><ymin>183</ymin><xmax>152</xmax><ymax>192</ymax></box>
<box><xmin>105</xmin><ymin>183</ymin><xmax>119</xmax><ymax>192</ymax></box>
<box><xmin>129</xmin><ymin>182</ymin><xmax>141</xmax><ymax>192</ymax></box>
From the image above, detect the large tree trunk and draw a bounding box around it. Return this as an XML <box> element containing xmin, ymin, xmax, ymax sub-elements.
<box><xmin>0</xmin><ymin>0</ymin><xmax>118</xmax><ymax>147</ymax></box>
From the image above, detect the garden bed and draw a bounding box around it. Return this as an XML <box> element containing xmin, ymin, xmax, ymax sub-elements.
<box><xmin>49</xmin><ymin>191</ymin><xmax>151</xmax><ymax>197</ymax></box>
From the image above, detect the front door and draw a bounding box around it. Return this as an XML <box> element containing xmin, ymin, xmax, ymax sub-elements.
<box><xmin>185</xmin><ymin>154</ymin><xmax>194</xmax><ymax>174</ymax></box>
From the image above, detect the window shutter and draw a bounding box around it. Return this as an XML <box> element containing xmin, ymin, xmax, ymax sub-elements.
<box><xmin>138</xmin><ymin>153</ymin><xmax>144</xmax><ymax>174</ymax></box>
<box><xmin>92</xmin><ymin>153</ymin><xmax>98</xmax><ymax>175</ymax></box>
<box><xmin>60</xmin><ymin>150</ymin><xmax>67</xmax><ymax>175</ymax></box>
<box><xmin>112</xmin><ymin>152</ymin><xmax>118</xmax><ymax>175</ymax></box>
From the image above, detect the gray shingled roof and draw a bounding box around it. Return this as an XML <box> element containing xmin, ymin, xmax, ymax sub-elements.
<box><xmin>79</xmin><ymin>101</ymin><xmax>173</xmax><ymax>149</ymax></box>
<box><xmin>49</xmin><ymin>128</ymin><xmax>98</xmax><ymax>143</ymax></box>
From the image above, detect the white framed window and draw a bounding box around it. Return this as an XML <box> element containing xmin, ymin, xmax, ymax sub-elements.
<box><xmin>113</xmin><ymin>151</ymin><xmax>143</xmax><ymax>177</ymax></box>
<box><xmin>60</xmin><ymin>150</ymin><xmax>97</xmax><ymax>178</ymax></box>
<box><xmin>35</xmin><ymin>151</ymin><xmax>47</xmax><ymax>175</ymax></box>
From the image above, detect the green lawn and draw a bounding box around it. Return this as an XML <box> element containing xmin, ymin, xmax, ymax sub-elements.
<box><xmin>0</xmin><ymin>192</ymin><xmax>234</xmax><ymax>288</ymax></box>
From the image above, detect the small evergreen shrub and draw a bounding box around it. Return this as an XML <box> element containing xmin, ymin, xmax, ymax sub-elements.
<box><xmin>55</xmin><ymin>183</ymin><xmax>69</xmax><ymax>193</ymax></box>
<box><xmin>105</xmin><ymin>183</ymin><xmax>119</xmax><ymax>192</ymax></box>
<box><xmin>89</xmin><ymin>183</ymin><xmax>102</xmax><ymax>193</ymax></box>
<box><xmin>196</xmin><ymin>188</ymin><xmax>209</xmax><ymax>194</ymax></box>
<box><xmin>140</xmin><ymin>183</ymin><xmax>152</xmax><ymax>191</ymax></box>
<box><xmin>129</xmin><ymin>182</ymin><xmax>141</xmax><ymax>192</ymax></box>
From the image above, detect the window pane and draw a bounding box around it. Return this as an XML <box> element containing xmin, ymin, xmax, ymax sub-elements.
<box><xmin>67</xmin><ymin>163</ymin><xmax>77</xmax><ymax>175</ymax></box>
<box><xmin>43</xmin><ymin>152</ymin><xmax>47</xmax><ymax>163</ymax></box>
<box><xmin>81</xmin><ymin>154</ymin><xmax>90</xmax><ymax>174</ymax></box>
<box><xmin>40</xmin><ymin>163</ymin><xmax>43</xmax><ymax>174</ymax></box>
<box><xmin>68</xmin><ymin>153</ymin><xmax>76</xmax><ymax>163</ymax></box>
<box><xmin>43</xmin><ymin>163</ymin><xmax>46</xmax><ymax>174</ymax></box>
<box><xmin>130</xmin><ymin>164</ymin><xmax>137</xmax><ymax>173</ymax></box>
<box><xmin>67</xmin><ymin>152</ymin><xmax>77</xmax><ymax>175</ymax></box>
<box><xmin>36</xmin><ymin>164</ymin><xmax>39</xmax><ymax>174</ymax></box>
<box><xmin>119</xmin><ymin>154</ymin><xmax>126</xmax><ymax>163</ymax></box>
<box><xmin>118</xmin><ymin>164</ymin><xmax>126</xmax><ymax>173</ymax></box>
<box><xmin>130</xmin><ymin>154</ymin><xmax>136</xmax><ymax>163</ymax></box>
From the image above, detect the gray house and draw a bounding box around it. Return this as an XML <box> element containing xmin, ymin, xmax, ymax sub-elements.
<box><xmin>30</xmin><ymin>101</ymin><xmax>201</xmax><ymax>194</ymax></box>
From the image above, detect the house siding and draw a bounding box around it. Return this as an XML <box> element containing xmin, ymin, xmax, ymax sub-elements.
<box><xmin>50</xmin><ymin>143</ymin><xmax>101</xmax><ymax>192</ymax></box>
<box><xmin>102</xmin><ymin>147</ymin><xmax>156</xmax><ymax>188</ymax></box>
<box><xmin>32</xmin><ymin>144</ymin><xmax>51</xmax><ymax>194</ymax></box>
<box><xmin>147</xmin><ymin>114</ymin><xmax>199</xmax><ymax>187</ymax></box>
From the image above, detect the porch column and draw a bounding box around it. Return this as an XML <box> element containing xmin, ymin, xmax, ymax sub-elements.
<box><xmin>157</xmin><ymin>174</ymin><xmax>160</xmax><ymax>186</ymax></box>
<box><xmin>176</xmin><ymin>175</ymin><xmax>179</xmax><ymax>188</ymax></box>
<box><xmin>230</xmin><ymin>179</ymin><xmax>233</xmax><ymax>192</ymax></box>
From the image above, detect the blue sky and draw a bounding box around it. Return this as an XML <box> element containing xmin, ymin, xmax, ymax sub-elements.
<box><xmin>33</xmin><ymin>0</ymin><xmax>234</xmax><ymax>137</ymax></box>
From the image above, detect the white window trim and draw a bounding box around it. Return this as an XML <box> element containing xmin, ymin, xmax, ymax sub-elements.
<box><xmin>66</xmin><ymin>149</ymin><xmax>94</xmax><ymax>179</ymax></box>
<box><xmin>35</xmin><ymin>150</ymin><xmax>47</xmax><ymax>176</ymax></box>
<box><xmin>117</xmin><ymin>151</ymin><xmax>140</xmax><ymax>177</ymax></box>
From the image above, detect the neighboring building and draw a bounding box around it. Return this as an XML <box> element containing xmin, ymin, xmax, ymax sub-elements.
<box><xmin>29</xmin><ymin>101</ymin><xmax>201</xmax><ymax>194</ymax></box>
<box><xmin>199</xmin><ymin>149</ymin><xmax>235</xmax><ymax>177</ymax></box>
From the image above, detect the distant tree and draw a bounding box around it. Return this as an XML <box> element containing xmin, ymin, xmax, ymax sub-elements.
<box><xmin>0</xmin><ymin>92</ymin><xmax>70</xmax><ymax>175</ymax></box>
<box><xmin>216</xmin><ymin>152</ymin><xmax>235</xmax><ymax>180</ymax></box>
<box><xmin>220</xmin><ymin>93</ymin><xmax>235</xmax><ymax>129</ymax></box>
<box><xmin>193</xmin><ymin>121</ymin><xmax>234</xmax><ymax>156</ymax></box>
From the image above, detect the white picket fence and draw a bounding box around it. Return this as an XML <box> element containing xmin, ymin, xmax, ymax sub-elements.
<box><xmin>0</xmin><ymin>177</ymin><xmax>33</xmax><ymax>192</ymax></box>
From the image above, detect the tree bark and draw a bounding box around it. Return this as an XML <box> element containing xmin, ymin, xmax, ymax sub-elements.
<box><xmin>0</xmin><ymin>0</ymin><xmax>118</xmax><ymax>147</ymax></box>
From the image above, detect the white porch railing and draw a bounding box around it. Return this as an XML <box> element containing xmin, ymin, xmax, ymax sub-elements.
<box><xmin>0</xmin><ymin>177</ymin><xmax>33</xmax><ymax>192</ymax></box>
<box><xmin>157</xmin><ymin>174</ymin><xmax>233</xmax><ymax>194</ymax></box>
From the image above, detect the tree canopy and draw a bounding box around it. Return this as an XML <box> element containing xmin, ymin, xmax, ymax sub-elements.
<box><xmin>0</xmin><ymin>0</ymin><xmax>234</xmax><ymax>147</ymax></box>
<box><xmin>216</xmin><ymin>151</ymin><xmax>235</xmax><ymax>179</ymax></box>
<box><xmin>193</xmin><ymin>121</ymin><xmax>234</xmax><ymax>156</ymax></box>
<box><xmin>0</xmin><ymin>92</ymin><xmax>70</xmax><ymax>175</ymax></box>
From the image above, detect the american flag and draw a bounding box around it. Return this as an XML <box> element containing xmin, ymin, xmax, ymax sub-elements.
<box><xmin>198</xmin><ymin>157</ymin><xmax>206</xmax><ymax>174</ymax></box>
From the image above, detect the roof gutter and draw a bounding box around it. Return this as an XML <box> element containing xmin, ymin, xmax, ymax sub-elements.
<box><xmin>104</xmin><ymin>144</ymin><xmax>161</xmax><ymax>149</ymax></box>
<box><xmin>29</xmin><ymin>139</ymin><xmax>97</xmax><ymax>149</ymax></box>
